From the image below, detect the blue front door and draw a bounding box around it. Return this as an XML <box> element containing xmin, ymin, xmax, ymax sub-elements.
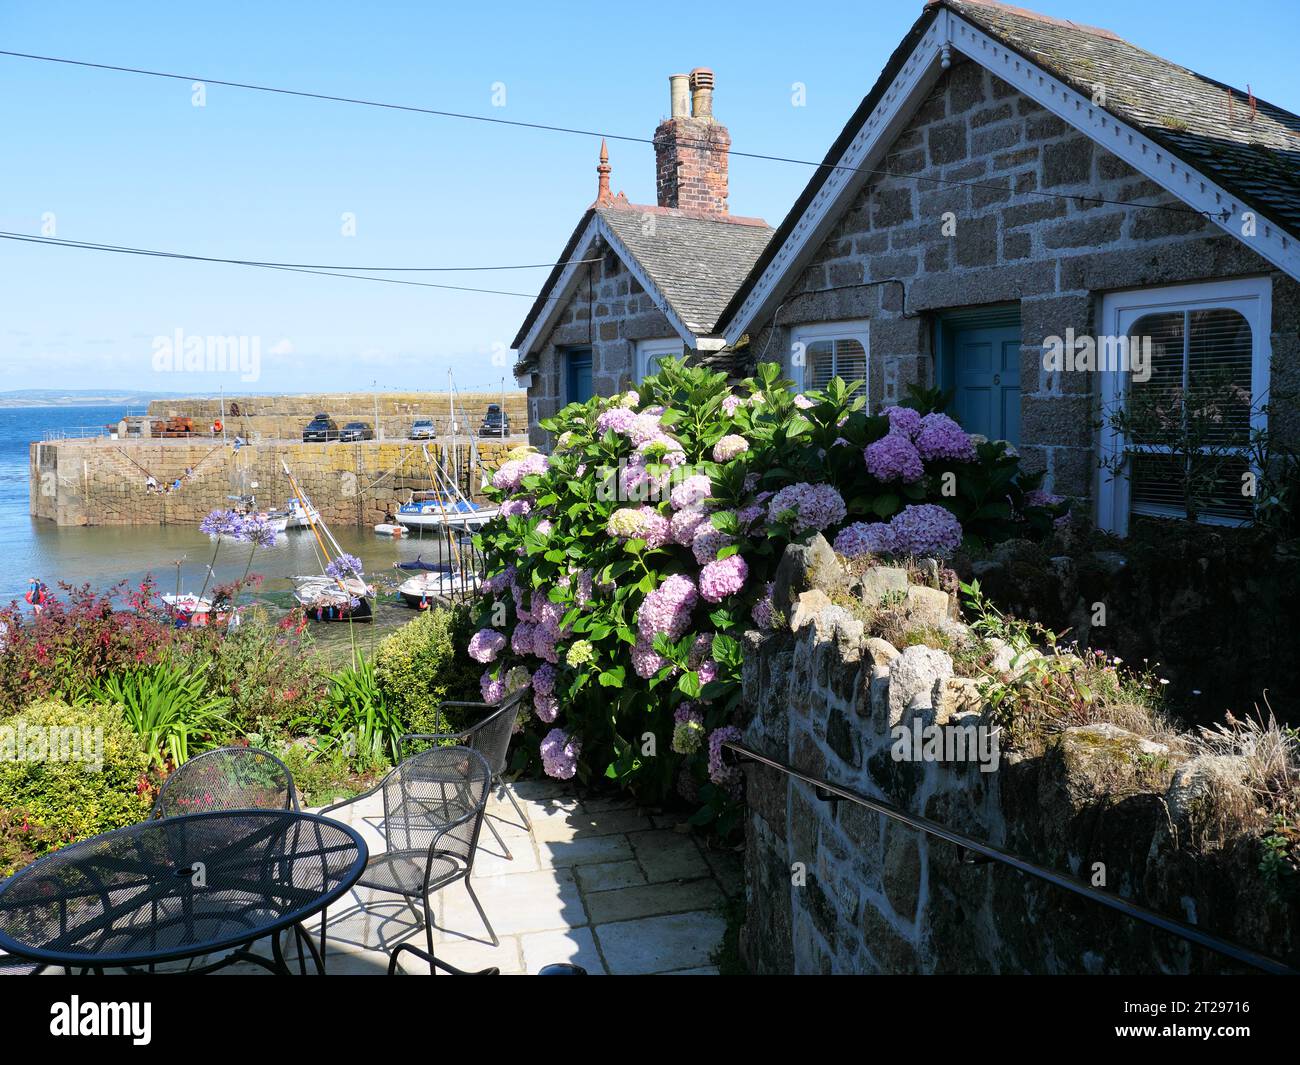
<box><xmin>565</xmin><ymin>349</ymin><xmax>593</xmax><ymax>404</ymax></box>
<box><xmin>946</xmin><ymin>321</ymin><xmax>1021</xmax><ymax>444</ymax></box>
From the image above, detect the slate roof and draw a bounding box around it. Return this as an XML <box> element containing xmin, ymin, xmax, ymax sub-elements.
<box><xmin>511</xmin><ymin>205</ymin><xmax>772</xmax><ymax>358</ymax></box>
<box><xmin>719</xmin><ymin>0</ymin><xmax>1300</xmax><ymax>330</ymax></box>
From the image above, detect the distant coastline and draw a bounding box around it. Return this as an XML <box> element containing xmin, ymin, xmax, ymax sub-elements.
<box><xmin>0</xmin><ymin>390</ymin><xmax>189</xmax><ymax>409</ymax></box>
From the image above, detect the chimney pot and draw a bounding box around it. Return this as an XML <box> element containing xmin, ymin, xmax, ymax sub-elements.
<box><xmin>689</xmin><ymin>67</ymin><xmax>715</xmax><ymax>120</ymax></box>
<box><xmin>668</xmin><ymin>73</ymin><xmax>690</xmax><ymax>119</ymax></box>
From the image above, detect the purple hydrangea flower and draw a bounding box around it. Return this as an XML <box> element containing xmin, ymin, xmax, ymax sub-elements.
<box><xmin>631</xmin><ymin>635</ymin><xmax>669</xmax><ymax>678</ymax></box>
<box><xmin>540</xmin><ymin>728</ymin><xmax>580</xmax><ymax>780</ymax></box>
<box><xmin>670</xmin><ymin>507</ymin><xmax>709</xmax><ymax>545</ymax></box>
<box><xmin>499</xmin><ymin>498</ymin><xmax>533</xmax><ymax>519</ymax></box>
<box><xmin>533</xmin><ymin>692</ymin><xmax>559</xmax><ymax>723</ymax></box>
<box><xmin>627</xmin><ymin>413</ymin><xmax>664</xmax><ymax>446</ymax></box>
<box><xmin>833</xmin><ymin>521</ymin><xmax>897</xmax><ymax>558</ymax></box>
<box><xmin>765</xmin><ymin>483</ymin><xmax>847</xmax><ymax>534</ymax></box>
<box><xmin>532</xmin><ymin>662</ymin><xmax>556</xmax><ymax>697</ymax></box>
<box><xmin>691</xmin><ymin>524</ymin><xmax>735</xmax><ymax>565</ymax></box>
<box><xmin>882</xmin><ymin>405</ymin><xmax>923</xmax><ymax>438</ymax></box>
<box><xmin>864</xmin><ymin>433</ymin><xmax>925</xmax><ymax>483</ymax></box>
<box><xmin>708</xmin><ymin>726</ymin><xmax>743</xmax><ymax>792</ymax></box>
<box><xmin>637</xmin><ymin>574</ymin><xmax>697</xmax><ymax>642</ymax></box>
<box><xmin>468</xmin><ymin>628</ymin><xmax>506</xmax><ymax>664</ymax></box>
<box><xmin>915</xmin><ymin>412</ymin><xmax>975</xmax><ymax>462</ymax></box>
<box><xmin>596</xmin><ymin>406</ymin><xmax>637</xmax><ymax>435</ymax></box>
<box><xmin>751</xmin><ymin>582</ymin><xmax>777</xmax><ymax>629</ymax></box>
<box><xmin>480</xmin><ymin>670</ymin><xmax>506</xmax><ymax>704</ymax></box>
<box><xmin>888</xmin><ymin>503</ymin><xmax>963</xmax><ymax>558</ymax></box>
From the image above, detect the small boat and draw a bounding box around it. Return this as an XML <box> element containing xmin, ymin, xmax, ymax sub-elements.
<box><xmin>280</xmin><ymin>496</ymin><xmax>321</xmax><ymax>529</ymax></box>
<box><xmin>160</xmin><ymin>593</ymin><xmax>240</xmax><ymax>628</ymax></box>
<box><xmin>397</xmin><ymin>570</ymin><xmax>480</xmax><ymax>608</ymax></box>
<box><xmin>374</xmin><ymin>523</ymin><xmax>405</xmax><ymax>537</ymax></box>
<box><xmin>397</xmin><ymin>494</ymin><xmax>499</xmax><ymax>530</ymax></box>
<box><xmin>395</xmin><ymin>554</ymin><xmax>449</xmax><ymax>573</ymax></box>
<box><xmin>292</xmin><ymin>576</ymin><xmax>374</xmax><ymax>623</ymax></box>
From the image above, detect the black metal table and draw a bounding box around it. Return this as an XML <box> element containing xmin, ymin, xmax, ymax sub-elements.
<box><xmin>0</xmin><ymin>810</ymin><xmax>367</xmax><ymax>975</ymax></box>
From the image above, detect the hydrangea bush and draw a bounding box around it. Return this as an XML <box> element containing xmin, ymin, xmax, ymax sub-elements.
<box><xmin>469</xmin><ymin>359</ymin><xmax>1062</xmax><ymax>829</ymax></box>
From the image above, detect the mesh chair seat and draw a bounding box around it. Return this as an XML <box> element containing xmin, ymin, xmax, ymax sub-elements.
<box><xmin>355</xmin><ymin>851</ymin><xmax>462</xmax><ymax>897</ymax></box>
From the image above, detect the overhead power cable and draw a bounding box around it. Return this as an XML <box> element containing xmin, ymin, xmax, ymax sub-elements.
<box><xmin>0</xmin><ymin>49</ymin><xmax>1215</xmax><ymax>218</ymax></box>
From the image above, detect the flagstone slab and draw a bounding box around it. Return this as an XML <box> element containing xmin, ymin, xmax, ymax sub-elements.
<box><xmin>628</xmin><ymin>829</ymin><xmax>711</xmax><ymax>882</ymax></box>
<box><xmin>573</xmin><ymin>859</ymin><xmax>648</xmax><ymax>893</ymax></box>
<box><xmin>594</xmin><ymin>911</ymin><xmax>728</xmax><ymax>975</ymax></box>
<box><xmin>584</xmin><ymin>878</ymin><xmax>723</xmax><ymax>925</ymax></box>
<box><xmin>519</xmin><ymin>927</ymin><xmax>607</xmax><ymax>975</ymax></box>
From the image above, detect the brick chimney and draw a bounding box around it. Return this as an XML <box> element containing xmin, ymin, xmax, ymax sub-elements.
<box><xmin>653</xmin><ymin>67</ymin><xmax>730</xmax><ymax>216</ymax></box>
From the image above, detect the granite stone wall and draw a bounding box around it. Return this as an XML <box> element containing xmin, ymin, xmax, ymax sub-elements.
<box><xmin>739</xmin><ymin>537</ymin><xmax>1299</xmax><ymax>974</ymax></box>
<box><xmin>741</xmin><ymin>55</ymin><xmax>1300</xmax><ymax>503</ymax></box>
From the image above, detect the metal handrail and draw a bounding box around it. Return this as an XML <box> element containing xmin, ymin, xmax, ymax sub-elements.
<box><xmin>724</xmin><ymin>740</ymin><xmax>1298</xmax><ymax>975</ymax></box>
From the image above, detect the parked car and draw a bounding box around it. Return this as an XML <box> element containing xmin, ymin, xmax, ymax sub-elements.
<box><xmin>302</xmin><ymin>414</ymin><xmax>339</xmax><ymax>442</ymax></box>
<box><xmin>339</xmin><ymin>421</ymin><xmax>375</xmax><ymax>442</ymax></box>
<box><xmin>409</xmin><ymin>418</ymin><xmax>436</xmax><ymax>440</ymax></box>
<box><xmin>479</xmin><ymin>404</ymin><xmax>509</xmax><ymax>437</ymax></box>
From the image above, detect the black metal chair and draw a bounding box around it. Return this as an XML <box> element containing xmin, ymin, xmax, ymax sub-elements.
<box><xmin>318</xmin><ymin>745</ymin><xmax>495</xmax><ymax>963</ymax></box>
<box><xmin>150</xmin><ymin>746</ymin><xmax>300</xmax><ymax>818</ymax></box>
<box><xmin>399</xmin><ymin>687</ymin><xmax>530</xmax><ymax>861</ymax></box>
<box><xmin>387</xmin><ymin>942</ymin><xmax>500</xmax><ymax>976</ymax></box>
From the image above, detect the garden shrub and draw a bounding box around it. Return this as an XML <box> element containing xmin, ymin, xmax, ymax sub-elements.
<box><xmin>0</xmin><ymin>580</ymin><xmax>174</xmax><ymax>713</ymax></box>
<box><xmin>0</xmin><ymin>700</ymin><xmax>152</xmax><ymax>875</ymax></box>
<box><xmin>373</xmin><ymin>605</ymin><xmax>481</xmax><ymax>735</ymax></box>
<box><xmin>467</xmin><ymin>358</ymin><xmax>1061</xmax><ymax>827</ymax></box>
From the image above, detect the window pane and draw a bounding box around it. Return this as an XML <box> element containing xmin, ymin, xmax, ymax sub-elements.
<box><xmin>834</xmin><ymin>338</ymin><xmax>867</xmax><ymax>398</ymax></box>
<box><xmin>1188</xmin><ymin>308</ymin><xmax>1253</xmax><ymax>447</ymax></box>
<box><xmin>1127</xmin><ymin>312</ymin><xmax>1184</xmax><ymax>447</ymax></box>
<box><xmin>806</xmin><ymin>340</ymin><xmax>835</xmax><ymax>391</ymax></box>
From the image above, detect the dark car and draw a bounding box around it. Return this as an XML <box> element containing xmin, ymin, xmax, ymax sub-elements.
<box><xmin>302</xmin><ymin>414</ymin><xmax>339</xmax><ymax>442</ymax></box>
<box><xmin>479</xmin><ymin>404</ymin><xmax>509</xmax><ymax>438</ymax></box>
<box><xmin>339</xmin><ymin>421</ymin><xmax>375</xmax><ymax>442</ymax></box>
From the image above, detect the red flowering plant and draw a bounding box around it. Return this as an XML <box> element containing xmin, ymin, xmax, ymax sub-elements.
<box><xmin>467</xmin><ymin>360</ymin><xmax>1062</xmax><ymax>831</ymax></box>
<box><xmin>0</xmin><ymin>579</ymin><xmax>175</xmax><ymax>712</ymax></box>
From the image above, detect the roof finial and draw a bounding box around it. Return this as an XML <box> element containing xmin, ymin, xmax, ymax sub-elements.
<box><xmin>592</xmin><ymin>138</ymin><xmax>627</xmax><ymax>208</ymax></box>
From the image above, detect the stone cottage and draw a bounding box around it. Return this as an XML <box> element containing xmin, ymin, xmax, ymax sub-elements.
<box><xmin>511</xmin><ymin>70</ymin><xmax>774</xmax><ymax>448</ymax></box>
<box><xmin>717</xmin><ymin>0</ymin><xmax>1300</xmax><ymax>534</ymax></box>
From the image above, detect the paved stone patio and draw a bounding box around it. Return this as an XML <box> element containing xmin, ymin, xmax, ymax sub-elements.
<box><xmin>297</xmin><ymin>779</ymin><xmax>736</xmax><ymax>975</ymax></box>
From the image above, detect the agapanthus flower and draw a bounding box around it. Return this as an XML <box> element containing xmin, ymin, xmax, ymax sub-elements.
<box><xmin>200</xmin><ymin>508</ymin><xmax>244</xmax><ymax>538</ymax></box>
<box><xmin>699</xmin><ymin>554</ymin><xmax>748</xmax><ymax>602</ymax></box>
<box><xmin>241</xmin><ymin>515</ymin><xmax>282</xmax><ymax>550</ymax></box>
<box><xmin>882</xmin><ymin>405</ymin><xmax>923</xmax><ymax>438</ymax></box>
<box><xmin>540</xmin><ymin>728</ymin><xmax>580</xmax><ymax>780</ymax></box>
<box><xmin>915</xmin><ymin>412</ymin><xmax>975</xmax><ymax>462</ymax></box>
<box><xmin>707</xmin><ymin>726</ymin><xmax>743</xmax><ymax>792</ymax></box>
<box><xmin>669</xmin><ymin>474</ymin><xmax>712</xmax><ymax>512</ymax></box>
<box><xmin>712</xmin><ymin>435</ymin><xmax>749</xmax><ymax>462</ymax></box>
<box><xmin>637</xmin><ymin>574</ymin><xmax>697</xmax><ymax>642</ymax></box>
<box><xmin>833</xmin><ymin>521</ymin><xmax>897</xmax><ymax>558</ymax></box>
<box><xmin>864</xmin><ymin>433</ymin><xmax>925</xmax><ymax>483</ymax></box>
<box><xmin>888</xmin><ymin>503</ymin><xmax>963</xmax><ymax>558</ymax></box>
<box><xmin>565</xmin><ymin>639</ymin><xmax>595</xmax><ymax>668</ymax></box>
<box><xmin>324</xmin><ymin>552</ymin><xmax>362</xmax><ymax>579</ymax></box>
<box><xmin>765</xmin><ymin>483</ymin><xmax>846</xmax><ymax>534</ymax></box>
<box><xmin>468</xmin><ymin>628</ymin><xmax>506</xmax><ymax>663</ymax></box>
<box><xmin>672</xmin><ymin>704</ymin><xmax>705</xmax><ymax>755</ymax></box>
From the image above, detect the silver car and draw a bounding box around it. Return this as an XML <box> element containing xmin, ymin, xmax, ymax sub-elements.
<box><xmin>409</xmin><ymin>418</ymin><xmax>436</xmax><ymax>440</ymax></box>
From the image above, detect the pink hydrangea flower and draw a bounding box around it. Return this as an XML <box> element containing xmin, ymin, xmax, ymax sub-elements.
<box><xmin>691</xmin><ymin>524</ymin><xmax>735</xmax><ymax>565</ymax></box>
<box><xmin>864</xmin><ymin>433</ymin><xmax>925</xmax><ymax>483</ymax></box>
<box><xmin>699</xmin><ymin>554</ymin><xmax>748</xmax><ymax>602</ymax></box>
<box><xmin>628</xmin><ymin>413</ymin><xmax>664</xmax><ymax>446</ymax></box>
<box><xmin>499</xmin><ymin>498</ymin><xmax>533</xmax><ymax>519</ymax></box>
<box><xmin>468</xmin><ymin>628</ymin><xmax>506</xmax><ymax>663</ymax></box>
<box><xmin>712</xmin><ymin>434</ymin><xmax>749</xmax><ymax>462</ymax></box>
<box><xmin>794</xmin><ymin>394</ymin><xmax>816</xmax><ymax>410</ymax></box>
<box><xmin>596</xmin><ymin>406</ymin><xmax>637</xmax><ymax>435</ymax></box>
<box><xmin>708</xmin><ymin>726</ymin><xmax>743</xmax><ymax>792</ymax></box>
<box><xmin>669</xmin><ymin>474</ymin><xmax>713</xmax><ymax>511</ymax></box>
<box><xmin>721</xmin><ymin>394</ymin><xmax>743</xmax><ymax>417</ymax></box>
<box><xmin>670</xmin><ymin>507</ymin><xmax>709</xmax><ymax>545</ymax></box>
<box><xmin>688</xmin><ymin>633</ymin><xmax>714</xmax><ymax>669</ymax></box>
<box><xmin>631</xmin><ymin>635</ymin><xmax>669</xmax><ymax>678</ymax></box>
<box><xmin>637</xmin><ymin>574</ymin><xmax>697</xmax><ymax>642</ymax></box>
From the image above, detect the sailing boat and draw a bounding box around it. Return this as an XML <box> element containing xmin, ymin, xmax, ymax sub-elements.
<box><xmin>395</xmin><ymin>441</ymin><xmax>499</xmax><ymax>531</ymax></box>
<box><xmin>281</xmin><ymin>462</ymin><xmax>374</xmax><ymax>623</ymax></box>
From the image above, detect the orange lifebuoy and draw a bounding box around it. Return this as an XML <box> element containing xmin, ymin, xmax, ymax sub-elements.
<box><xmin>213</xmin><ymin>419</ymin><xmax>224</xmax><ymax>433</ymax></box>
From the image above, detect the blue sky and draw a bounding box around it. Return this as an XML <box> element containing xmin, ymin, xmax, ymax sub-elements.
<box><xmin>1</xmin><ymin>0</ymin><xmax>1296</xmax><ymax>396</ymax></box>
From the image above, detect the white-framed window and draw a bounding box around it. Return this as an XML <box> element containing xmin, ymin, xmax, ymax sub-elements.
<box><xmin>635</xmin><ymin>338</ymin><xmax>683</xmax><ymax>383</ymax></box>
<box><xmin>1096</xmin><ymin>277</ymin><xmax>1271</xmax><ymax>535</ymax></box>
<box><xmin>789</xmin><ymin>321</ymin><xmax>869</xmax><ymax>399</ymax></box>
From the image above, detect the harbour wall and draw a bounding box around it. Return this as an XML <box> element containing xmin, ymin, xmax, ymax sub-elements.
<box><xmin>143</xmin><ymin>390</ymin><xmax>527</xmax><ymax>442</ymax></box>
<box><xmin>29</xmin><ymin>437</ymin><xmax>516</xmax><ymax>527</ymax></box>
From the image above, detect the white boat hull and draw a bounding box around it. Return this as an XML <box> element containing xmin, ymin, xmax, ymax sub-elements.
<box><xmin>397</xmin><ymin>506</ymin><xmax>498</xmax><ymax>530</ymax></box>
<box><xmin>398</xmin><ymin>571</ymin><xmax>481</xmax><ymax>606</ymax></box>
